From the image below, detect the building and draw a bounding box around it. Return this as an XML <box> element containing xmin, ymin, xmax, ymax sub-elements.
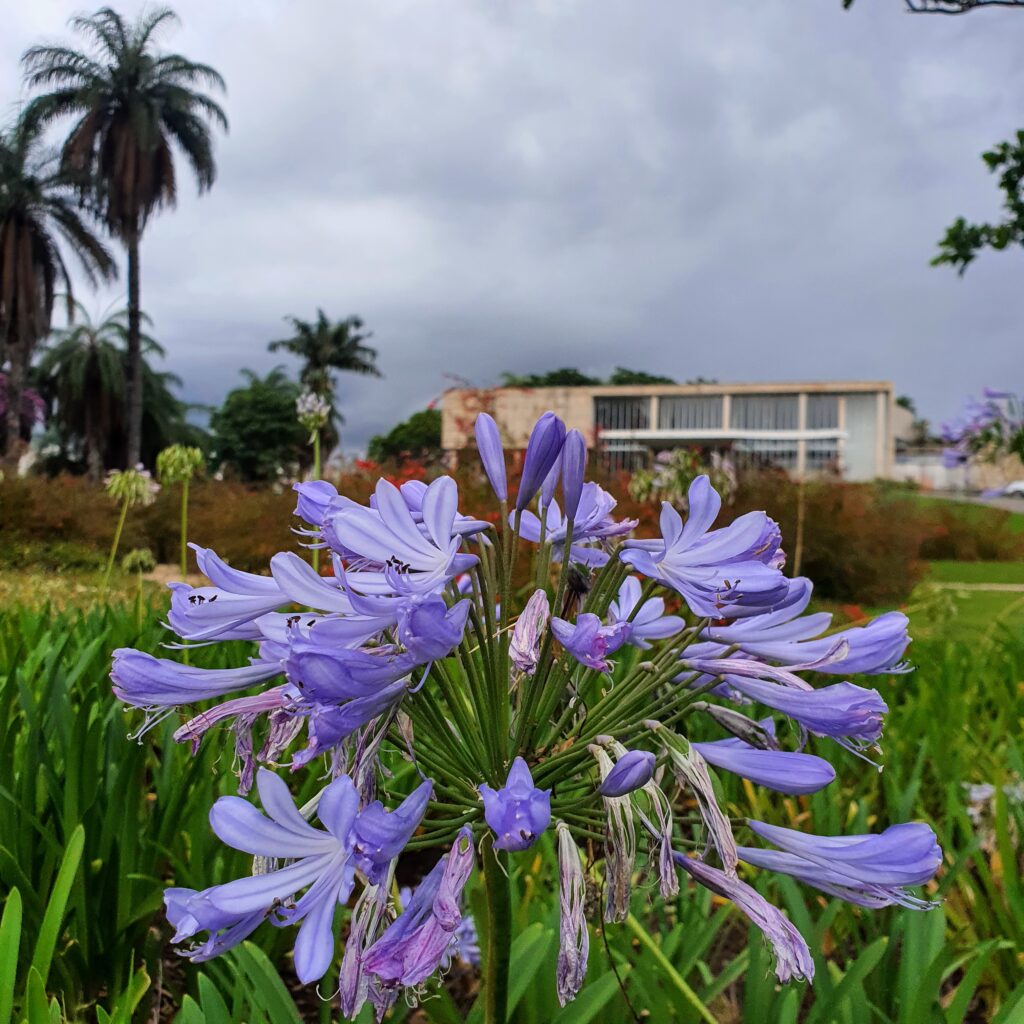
<box><xmin>442</xmin><ymin>380</ymin><xmax>900</xmax><ymax>481</ymax></box>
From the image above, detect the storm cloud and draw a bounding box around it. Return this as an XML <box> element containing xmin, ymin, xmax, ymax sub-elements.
<box><xmin>3</xmin><ymin>0</ymin><xmax>1021</xmax><ymax>449</ymax></box>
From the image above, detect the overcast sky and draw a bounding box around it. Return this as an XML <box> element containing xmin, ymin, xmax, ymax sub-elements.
<box><xmin>3</xmin><ymin>1</ymin><xmax>1022</xmax><ymax>450</ymax></box>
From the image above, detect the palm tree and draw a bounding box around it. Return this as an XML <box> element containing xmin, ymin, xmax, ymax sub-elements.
<box><xmin>0</xmin><ymin>115</ymin><xmax>115</xmax><ymax>460</ymax></box>
<box><xmin>22</xmin><ymin>6</ymin><xmax>228</xmax><ymax>466</ymax></box>
<box><xmin>36</xmin><ymin>300</ymin><xmax>199</xmax><ymax>478</ymax></box>
<box><xmin>269</xmin><ymin>309</ymin><xmax>381</xmax><ymax>446</ymax></box>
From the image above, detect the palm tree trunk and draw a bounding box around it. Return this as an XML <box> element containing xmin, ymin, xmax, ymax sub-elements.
<box><xmin>3</xmin><ymin>339</ymin><xmax>28</xmax><ymax>466</ymax></box>
<box><xmin>125</xmin><ymin>227</ymin><xmax>143</xmax><ymax>467</ymax></box>
<box><xmin>85</xmin><ymin>403</ymin><xmax>103</xmax><ymax>483</ymax></box>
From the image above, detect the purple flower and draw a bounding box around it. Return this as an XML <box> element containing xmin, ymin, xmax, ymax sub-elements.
<box><xmin>551</xmin><ymin>613</ymin><xmax>630</xmax><ymax>672</ymax></box>
<box><xmin>362</xmin><ymin>827</ymin><xmax>475</xmax><ymax>988</ymax></box>
<box><xmin>608</xmin><ymin>576</ymin><xmax>684</xmax><ymax>649</ymax></box>
<box><xmin>510</xmin><ymin>589</ymin><xmax>550</xmax><ymax>675</ymax></box>
<box><xmin>698</xmin><ymin>581</ymin><xmax>911</xmax><ymax>675</ymax></box>
<box><xmin>540</xmin><ymin>449</ymin><xmax>563</xmax><ymax>508</ymax></box>
<box><xmin>714</xmin><ymin>675</ymin><xmax>888</xmax><ymax>753</ymax></box>
<box><xmin>479</xmin><ymin>757</ymin><xmax>552</xmax><ymax>852</ymax></box>
<box><xmin>293</xmin><ymin>479</ymin><xmax>340</xmax><ymax>528</ymax></box>
<box><xmin>556</xmin><ymin>821</ymin><xmax>589</xmax><ymax>1006</ymax></box>
<box><xmin>168</xmin><ymin>545</ymin><xmax>286</xmax><ymax>642</ymax></box>
<box><xmin>599</xmin><ymin>749</ymin><xmax>656</xmax><ymax>797</ymax></box>
<box><xmin>520</xmin><ymin>483</ymin><xmax>637</xmax><ymax>567</ymax></box>
<box><xmin>283</xmin><ymin>642</ymin><xmax>416</xmax><ymax>703</ymax></box>
<box><xmin>740</xmin><ymin>820</ymin><xmax>942</xmax><ymax>910</ymax></box>
<box><xmin>111</xmin><ymin>649</ymin><xmax>281</xmax><ymax>709</ymax></box>
<box><xmin>622</xmin><ymin>476</ymin><xmax>789</xmax><ymax>618</ymax></box>
<box><xmin>201</xmin><ymin>769</ymin><xmax>361</xmax><ymax>984</ymax></box>
<box><xmin>515</xmin><ymin>412</ymin><xmax>567</xmax><ymax>511</ymax></box>
<box><xmin>339</xmin><ymin>880</ymin><xmax>392</xmax><ymax>1019</ymax></box>
<box><xmin>475</xmin><ymin>413</ymin><xmax>508</xmax><ymax>502</ymax></box>
<box><xmin>165</xmin><ymin>886</ymin><xmax>265</xmax><ymax>962</ymax></box>
<box><xmin>397</xmin><ymin>596</ymin><xmax>471</xmax><ymax>664</ymax></box>
<box><xmin>673</xmin><ymin>854</ymin><xmax>814</xmax><ymax>983</ymax></box>
<box><xmin>330</xmin><ymin>477</ymin><xmax>478</xmax><ymax>593</ymax></box>
<box><xmin>287</xmin><ymin>680</ymin><xmax>410</xmax><ymax>766</ymax></box>
<box><xmin>352</xmin><ymin>780</ymin><xmax>433</xmax><ymax>883</ymax></box>
<box><xmin>692</xmin><ymin>730</ymin><xmax>836</xmax><ymax>796</ymax></box>
<box><xmin>561</xmin><ymin>429</ymin><xmax>587</xmax><ymax>520</ymax></box>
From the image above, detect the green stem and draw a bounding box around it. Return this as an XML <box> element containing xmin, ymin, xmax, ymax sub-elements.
<box><xmin>312</xmin><ymin>430</ymin><xmax>322</xmax><ymax>575</ymax></box>
<box><xmin>179</xmin><ymin>478</ymin><xmax>190</xmax><ymax>579</ymax></box>
<box><xmin>102</xmin><ymin>496</ymin><xmax>130</xmax><ymax>593</ymax></box>
<box><xmin>482</xmin><ymin>837</ymin><xmax>512</xmax><ymax>1024</ymax></box>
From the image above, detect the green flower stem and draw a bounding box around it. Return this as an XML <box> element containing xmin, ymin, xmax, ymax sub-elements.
<box><xmin>179</xmin><ymin>478</ymin><xmax>190</xmax><ymax>578</ymax></box>
<box><xmin>311</xmin><ymin>430</ymin><xmax>321</xmax><ymax>575</ymax></box>
<box><xmin>432</xmin><ymin>660</ymin><xmax>489</xmax><ymax>769</ymax></box>
<box><xmin>101</xmin><ymin>494</ymin><xmax>131</xmax><ymax>593</ymax></box>
<box><xmin>482</xmin><ymin>836</ymin><xmax>512</xmax><ymax>1024</ymax></box>
<box><xmin>512</xmin><ymin>521</ymin><xmax>576</xmax><ymax>751</ymax></box>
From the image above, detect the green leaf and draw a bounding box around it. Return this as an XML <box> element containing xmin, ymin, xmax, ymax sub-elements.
<box><xmin>31</xmin><ymin>825</ymin><xmax>85</xmax><ymax>988</ymax></box>
<box><xmin>24</xmin><ymin>968</ymin><xmax>50</xmax><ymax>1024</ymax></box>
<box><xmin>552</xmin><ymin>969</ymin><xmax>631</xmax><ymax>1024</ymax></box>
<box><xmin>0</xmin><ymin>888</ymin><xmax>22</xmax><ymax>1024</ymax></box>
<box><xmin>228</xmin><ymin>943</ymin><xmax>302</xmax><ymax>1024</ymax></box>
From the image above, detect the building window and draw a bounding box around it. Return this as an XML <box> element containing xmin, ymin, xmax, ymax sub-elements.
<box><xmin>595</xmin><ymin>397</ymin><xmax>649</xmax><ymax>432</ymax></box>
<box><xmin>732</xmin><ymin>438</ymin><xmax>798</xmax><ymax>471</ymax></box>
<box><xmin>600</xmin><ymin>443</ymin><xmax>648</xmax><ymax>472</ymax></box>
<box><xmin>807</xmin><ymin>394</ymin><xmax>839</xmax><ymax>430</ymax></box>
<box><xmin>658</xmin><ymin>396</ymin><xmax>723</xmax><ymax>431</ymax></box>
<box><xmin>806</xmin><ymin>440</ymin><xmax>840</xmax><ymax>474</ymax></box>
<box><xmin>730</xmin><ymin>395</ymin><xmax>799</xmax><ymax>431</ymax></box>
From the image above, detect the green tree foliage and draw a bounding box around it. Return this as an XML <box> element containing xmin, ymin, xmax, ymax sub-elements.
<box><xmin>22</xmin><ymin>6</ymin><xmax>228</xmax><ymax>466</ymax></box>
<box><xmin>844</xmin><ymin>0</ymin><xmax>1024</xmax><ymax>12</ymax></box>
<box><xmin>35</xmin><ymin>301</ymin><xmax>203</xmax><ymax>477</ymax></box>
<box><xmin>501</xmin><ymin>367</ymin><xmax>603</xmax><ymax>387</ymax></box>
<box><xmin>608</xmin><ymin>366</ymin><xmax>676</xmax><ymax>385</ymax></box>
<box><xmin>209</xmin><ymin>367</ymin><xmax>306</xmax><ymax>481</ymax></box>
<box><xmin>268</xmin><ymin>309</ymin><xmax>380</xmax><ymax>449</ymax></box>
<box><xmin>0</xmin><ymin>114</ymin><xmax>115</xmax><ymax>459</ymax></box>
<box><xmin>368</xmin><ymin>408</ymin><xmax>441</xmax><ymax>462</ymax></box>
<box><xmin>934</xmin><ymin>131</ymin><xmax>1024</xmax><ymax>274</ymax></box>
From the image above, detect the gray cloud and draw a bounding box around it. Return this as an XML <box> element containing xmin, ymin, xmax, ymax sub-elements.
<box><xmin>2</xmin><ymin>0</ymin><xmax>1021</xmax><ymax>449</ymax></box>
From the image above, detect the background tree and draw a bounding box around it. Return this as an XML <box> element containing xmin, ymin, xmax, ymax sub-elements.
<box><xmin>608</xmin><ymin>367</ymin><xmax>676</xmax><ymax>385</ymax></box>
<box><xmin>501</xmin><ymin>368</ymin><xmax>602</xmax><ymax>387</ymax></box>
<box><xmin>209</xmin><ymin>367</ymin><xmax>306</xmax><ymax>482</ymax></box>
<box><xmin>933</xmin><ymin>131</ymin><xmax>1024</xmax><ymax>274</ymax></box>
<box><xmin>843</xmin><ymin>0</ymin><xmax>1024</xmax><ymax>12</ymax></box>
<box><xmin>368</xmin><ymin>407</ymin><xmax>442</xmax><ymax>462</ymax></box>
<box><xmin>0</xmin><ymin>115</ymin><xmax>115</xmax><ymax>460</ymax></box>
<box><xmin>22</xmin><ymin>5</ymin><xmax>227</xmax><ymax>467</ymax></box>
<box><xmin>35</xmin><ymin>301</ymin><xmax>201</xmax><ymax>477</ymax></box>
<box><xmin>268</xmin><ymin>309</ymin><xmax>380</xmax><ymax>451</ymax></box>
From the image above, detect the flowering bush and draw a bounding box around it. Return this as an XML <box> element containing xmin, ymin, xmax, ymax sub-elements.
<box><xmin>110</xmin><ymin>410</ymin><xmax>940</xmax><ymax>1022</ymax></box>
<box><xmin>941</xmin><ymin>387</ymin><xmax>1024</xmax><ymax>470</ymax></box>
<box><xmin>628</xmin><ymin>448</ymin><xmax>737</xmax><ymax>509</ymax></box>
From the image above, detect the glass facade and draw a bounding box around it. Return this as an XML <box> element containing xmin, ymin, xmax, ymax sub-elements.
<box><xmin>730</xmin><ymin>395</ymin><xmax>799</xmax><ymax>431</ymax></box>
<box><xmin>658</xmin><ymin>396</ymin><xmax>723</xmax><ymax>431</ymax></box>
<box><xmin>807</xmin><ymin>395</ymin><xmax>839</xmax><ymax>430</ymax></box>
<box><xmin>595</xmin><ymin>396</ymin><xmax>649</xmax><ymax>432</ymax></box>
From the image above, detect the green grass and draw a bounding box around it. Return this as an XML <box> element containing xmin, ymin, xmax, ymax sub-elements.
<box><xmin>927</xmin><ymin>560</ymin><xmax>1024</xmax><ymax>585</ymax></box>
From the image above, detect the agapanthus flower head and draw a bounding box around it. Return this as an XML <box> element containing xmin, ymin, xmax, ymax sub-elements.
<box><xmin>111</xmin><ymin>407</ymin><xmax>939</xmax><ymax>1017</ymax></box>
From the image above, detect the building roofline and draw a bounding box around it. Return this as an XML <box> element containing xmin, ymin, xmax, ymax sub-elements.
<box><xmin>443</xmin><ymin>380</ymin><xmax>893</xmax><ymax>398</ymax></box>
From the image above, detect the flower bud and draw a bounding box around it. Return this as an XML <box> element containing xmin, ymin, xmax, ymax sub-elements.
<box><xmin>598</xmin><ymin>749</ymin><xmax>656</xmax><ymax>797</ymax></box>
<box><xmin>516</xmin><ymin>412</ymin><xmax>566</xmax><ymax>511</ymax></box>
<box><xmin>475</xmin><ymin>413</ymin><xmax>508</xmax><ymax>502</ymax></box>
<box><xmin>561</xmin><ymin>429</ymin><xmax>587</xmax><ymax>519</ymax></box>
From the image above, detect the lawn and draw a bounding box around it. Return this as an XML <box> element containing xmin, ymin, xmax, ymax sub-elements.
<box><xmin>910</xmin><ymin>561</ymin><xmax>1024</xmax><ymax>643</ymax></box>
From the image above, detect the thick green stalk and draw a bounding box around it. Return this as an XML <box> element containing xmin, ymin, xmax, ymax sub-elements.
<box><xmin>101</xmin><ymin>496</ymin><xmax>131</xmax><ymax>593</ymax></box>
<box><xmin>482</xmin><ymin>837</ymin><xmax>512</xmax><ymax>1024</ymax></box>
